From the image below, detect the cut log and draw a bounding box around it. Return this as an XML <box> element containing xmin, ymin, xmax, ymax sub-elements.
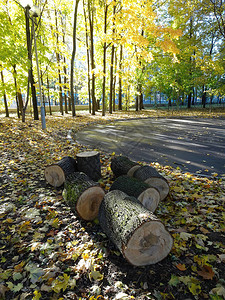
<box><xmin>44</xmin><ymin>156</ymin><xmax>77</xmax><ymax>187</ymax></box>
<box><xmin>98</xmin><ymin>190</ymin><xmax>173</xmax><ymax>266</ymax></box>
<box><xmin>133</xmin><ymin>166</ymin><xmax>169</xmax><ymax>201</ymax></box>
<box><xmin>63</xmin><ymin>172</ymin><xmax>105</xmax><ymax>221</ymax></box>
<box><xmin>76</xmin><ymin>151</ymin><xmax>101</xmax><ymax>181</ymax></box>
<box><xmin>111</xmin><ymin>156</ymin><xmax>140</xmax><ymax>177</ymax></box>
<box><xmin>109</xmin><ymin>175</ymin><xmax>160</xmax><ymax>212</ymax></box>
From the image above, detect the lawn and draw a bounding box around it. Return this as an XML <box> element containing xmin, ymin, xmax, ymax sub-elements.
<box><xmin>0</xmin><ymin>109</ymin><xmax>225</xmax><ymax>300</ymax></box>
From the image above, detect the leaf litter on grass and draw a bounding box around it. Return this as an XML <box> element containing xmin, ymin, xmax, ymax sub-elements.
<box><xmin>0</xmin><ymin>111</ymin><xmax>225</xmax><ymax>300</ymax></box>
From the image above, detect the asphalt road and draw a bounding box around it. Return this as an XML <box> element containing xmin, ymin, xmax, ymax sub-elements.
<box><xmin>75</xmin><ymin>117</ymin><xmax>225</xmax><ymax>177</ymax></box>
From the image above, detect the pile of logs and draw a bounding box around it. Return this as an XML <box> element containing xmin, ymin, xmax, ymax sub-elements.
<box><xmin>111</xmin><ymin>156</ymin><xmax>170</xmax><ymax>201</ymax></box>
<box><xmin>45</xmin><ymin>151</ymin><xmax>104</xmax><ymax>221</ymax></box>
<box><xmin>44</xmin><ymin>153</ymin><xmax>173</xmax><ymax>266</ymax></box>
<box><xmin>44</xmin><ymin>151</ymin><xmax>101</xmax><ymax>187</ymax></box>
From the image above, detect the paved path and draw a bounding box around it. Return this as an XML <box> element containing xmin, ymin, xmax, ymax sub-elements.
<box><xmin>75</xmin><ymin>117</ymin><xmax>225</xmax><ymax>177</ymax></box>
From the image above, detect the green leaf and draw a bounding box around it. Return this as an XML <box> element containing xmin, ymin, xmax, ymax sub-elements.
<box><xmin>0</xmin><ymin>270</ymin><xmax>12</xmax><ymax>280</ymax></box>
<box><xmin>169</xmin><ymin>274</ymin><xmax>180</xmax><ymax>287</ymax></box>
<box><xmin>210</xmin><ymin>295</ymin><xmax>224</xmax><ymax>300</ymax></box>
<box><xmin>180</xmin><ymin>232</ymin><xmax>193</xmax><ymax>241</ymax></box>
<box><xmin>89</xmin><ymin>270</ymin><xmax>104</xmax><ymax>281</ymax></box>
<box><xmin>179</xmin><ymin>276</ymin><xmax>192</xmax><ymax>285</ymax></box>
<box><xmin>179</xmin><ymin>276</ymin><xmax>201</xmax><ymax>296</ymax></box>
<box><xmin>52</xmin><ymin>218</ymin><xmax>60</xmax><ymax>228</ymax></box>
<box><xmin>29</xmin><ymin>268</ymin><xmax>45</xmax><ymax>284</ymax></box>
<box><xmin>25</xmin><ymin>265</ymin><xmax>45</xmax><ymax>284</ymax></box>
<box><xmin>52</xmin><ymin>273</ymin><xmax>70</xmax><ymax>293</ymax></box>
<box><xmin>6</xmin><ymin>281</ymin><xmax>14</xmax><ymax>290</ymax></box>
<box><xmin>13</xmin><ymin>272</ymin><xmax>23</xmax><ymax>281</ymax></box>
<box><xmin>12</xmin><ymin>283</ymin><xmax>23</xmax><ymax>292</ymax></box>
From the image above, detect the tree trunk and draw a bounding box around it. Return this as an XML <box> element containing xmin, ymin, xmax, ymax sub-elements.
<box><xmin>70</xmin><ymin>0</ymin><xmax>80</xmax><ymax>117</ymax></box>
<box><xmin>12</xmin><ymin>64</ymin><xmax>20</xmax><ymax>119</ymax></box>
<box><xmin>40</xmin><ymin>70</ymin><xmax>46</xmax><ymax>116</ymax></box>
<box><xmin>88</xmin><ymin>0</ymin><xmax>96</xmax><ymax>115</ymax></box>
<box><xmin>109</xmin><ymin>2</ymin><xmax>116</xmax><ymax>114</ymax></box>
<box><xmin>110</xmin><ymin>175</ymin><xmax>160</xmax><ymax>212</ymax></box>
<box><xmin>13</xmin><ymin>66</ymin><xmax>20</xmax><ymax>119</ymax></box>
<box><xmin>187</xmin><ymin>92</ymin><xmax>192</xmax><ymax>109</ymax></box>
<box><xmin>76</xmin><ymin>151</ymin><xmax>101</xmax><ymax>181</ymax></box>
<box><xmin>13</xmin><ymin>64</ymin><xmax>28</xmax><ymax>122</ymax></box>
<box><xmin>55</xmin><ymin>9</ymin><xmax>63</xmax><ymax>116</ymax></box>
<box><xmin>113</xmin><ymin>50</ymin><xmax>117</xmax><ymax>112</ymax></box>
<box><xmin>64</xmin><ymin>57</ymin><xmax>68</xmax><ymax>114</ymax></box>
<box><xmin>137</xmin><ymin>92</ymin><xmax>144</xmax><ymax>111</ymax></box>
<box><xmin>202</xmin><ymin>85</ymin><xmax>206</xmax><ymax>108</ymax></box>
<box><xmin>187</xmin><ymin>17</ymin><xmax>195</xmax><ymax>110</ymax></box>
<box><xmin>192</xmin><ymin>87</ymin><xmax>195</xmax><ymax>105</ymax></box>
<box><xmin>25</xmin><ymin>6</ymin><xmax>39</xmax><ymax>120</ymax></box>
<box><xmin>46</xmin><ymin>71</ymin><xmax>52</xmax><ymax>115</ymax></box>
<box><xmin>133</xmin><ymin>166</ymin><xmax>169</xmax><ymax>201</ymax></box>
<box><xmin>98</xmin><ymin>190</ymin><xmax>173</xmax><ymax>266</ymax></box>
<box><xmin>135</xmin><ymin>94</ymin><xmax>138</xmax><ymax>111</ymax></box>
<box><xmin>83</xmin><ymin>0</ymin><xmax>91</xmax><ymax>114</ymax></box>
<box><xmin>102</xmin><ymin>3</ymin><xmax>108</xmax><ymax>116</ymax></box>
<box><xmin>111</xmin><ymin>155</ymin><xmax>141</xmax><ymax>177</ymax></box>
<box><xmin>45</xmin><ymin>156</ymin><xmax>78</xmax><ymax>187</ymax></box>
<box><xmin>0</xmin><ymin>69</ymin><xmax>9</xmax><ymax>117</ymax></box>
<box><xmin>63</xmin><ymin>172</ymin><xmax>105</xmax><ymax>221</ymax></box>
<box><xmin>118</xmin><ymin>44</ymin><xmax>123</xmax><ymax>111</ymax></box>
<box><xmin>62</xmin><ymin>17</ymin><xmax>68</xmax><ymax>114</ymax></box>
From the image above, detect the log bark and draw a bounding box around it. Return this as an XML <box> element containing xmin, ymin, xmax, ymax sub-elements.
<box><xmin>76</xmin><ymin>151</ymin><xmax>101</xmax><ymax>181</ymax></box>
<box><xmin>110</xmin><ymin>175</ymin><xmax>160</xmax><ymax>212</ymax></box>
<box><xmin>111</xmin><ymin>156</ymin><xmax>140</xmax><ymax>177</ymax></box>
<box><xmin>133</xmin><ymin>166</ymin><xmax>169</xmax><ymax>201</ymax></box>
<box><xmin>45</xmin><ymin>156</ymin><xmax>77</xmax><ymax>187</ymax></box>
<box><xmin>98</xmin><ymin>190</ymin><xmax>173</xmax><ymax>266</ymax></box>
<box><xmin>63</xmin><ymin>172</ymin><xmax>105</xmax><ymax>220</ymax></box>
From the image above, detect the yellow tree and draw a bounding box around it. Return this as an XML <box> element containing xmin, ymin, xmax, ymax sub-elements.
<box><xmin>112</xmin><ymin>0</ymin><xmax>181</xmax><ymax>110</ymax></box>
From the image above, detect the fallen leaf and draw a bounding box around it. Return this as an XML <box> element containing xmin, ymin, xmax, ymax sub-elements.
<box><xmin>33</xmin><ymin>290</ymin><xmax>42</xmax><ymax>300</ymax></box>
<box><xmin>197</xmin><ymin>265</ymin><xmax>215</xmax><ymax>280</ymax></box>
<box><xmin>210</xmin><ymin>284</ymin><xmax>225</xmax><ymax>298</ymax></box>
<box><xmin>218</xmin><ymin>254</ymin><xmax>225</xmax><ymax>263</ymax></box>
<box><xmin>199</xmin><ymin>227</ymin><xmax>209</xmax><ymax>234</ymax></box>
<box><xmin>188</xmin><ymin>282</ymin><xmax>202</xmax><ymax>296</ymax></box>
<box><xmin>180</xmin><ymin>232</ymin><xmax>193</xmax><ymax>241</ymax></box>
<box><xmin>89</xmin><ymin>270</ymin><xmax>104</xmax><ymax>281</ymax></box>
<box><xmin>176</xmin><ymin>263</ymin><xmax>187</xmax><ymax>271</ymax></box>
<box><xmin>168</xmin><ymin>274</ymin><xmax>180</xmax><ymax>287</ymax></box>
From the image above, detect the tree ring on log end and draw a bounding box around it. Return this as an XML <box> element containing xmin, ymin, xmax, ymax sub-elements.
<box><xmin>76</xmin><ymin>186</ymin><xmax>105</xmax><ymax>221</ymax></box>
<box><xmin>77</xmin><ymin>150</ymin><xmax>99</xmax><ymax>157</ymax></box>
<box><xmin>138</xmin><ymin>188</ymin><xmax>160</xmax><ymax>212</ymax></box>
<box><xmin>127</xmin><ymin>165</ymin><xmax>141</xmax><ymax>177</ymax></box>
<box><xmin>123</xmin><ymin>221</ymin><xmax>173</xmax><ymax>266</ymax></box>
<box><xmin>44</xmin><ymin>165</ymin><xmax>65</xmax><ymax>187</ymax></box>
<box><xmin>145</xmin><ymin>178</ymin><xmax>169</xmax><ymax>201</ymax></box>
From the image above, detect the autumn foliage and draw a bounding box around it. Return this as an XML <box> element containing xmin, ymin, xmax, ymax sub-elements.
<box><xmin>0</xmin><ymin>111</ymin><xmax>224</xmax><ymax>299</ymax></box>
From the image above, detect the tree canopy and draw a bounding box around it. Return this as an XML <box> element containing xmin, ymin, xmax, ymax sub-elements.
<box><xmin>0</xmin><ymin>0</ymin><xmax>225</xmax><ymax>116</ymax></box>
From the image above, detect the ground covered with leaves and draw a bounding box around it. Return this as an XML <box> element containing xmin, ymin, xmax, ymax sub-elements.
<box><xmin>0</xmin><ymin>109</ymin><xmax>225</xmax><ymax>300</ymax></box>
